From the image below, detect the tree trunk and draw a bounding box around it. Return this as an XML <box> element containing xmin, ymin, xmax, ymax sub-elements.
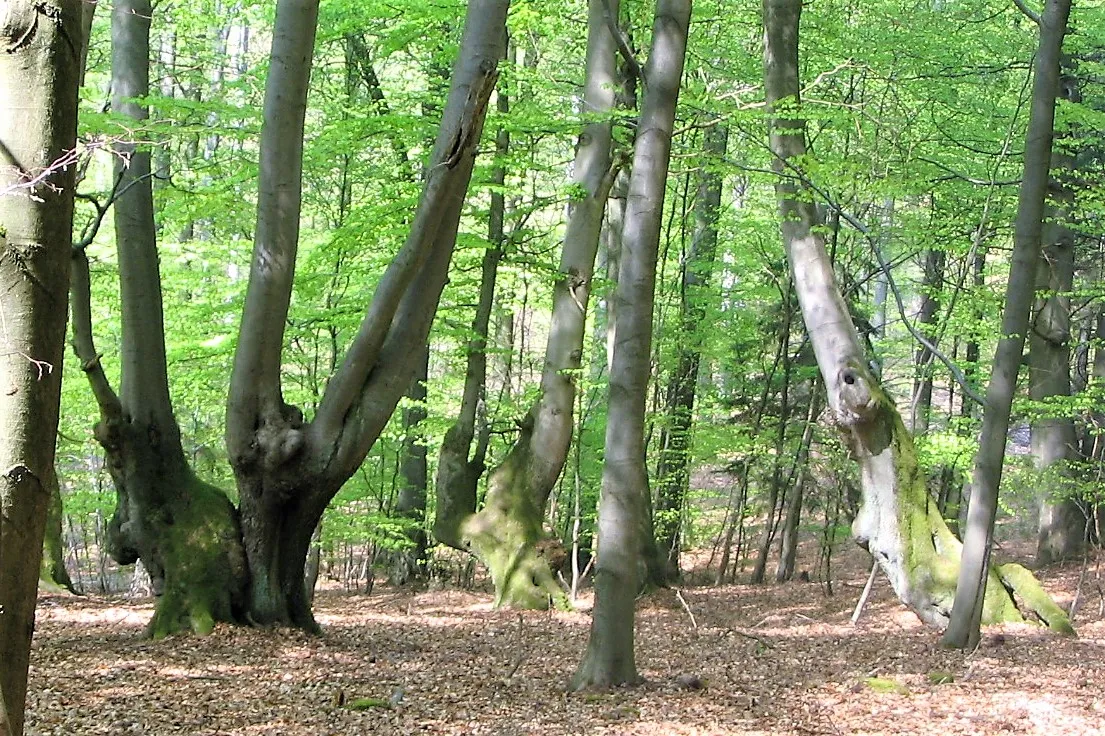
<box><xmin>40</xmin><ymin>470</ymin><xmax>76</xmax><ymax>593</ymax></box>
<box><xmin>70</xmin><ymin>0</ymin><xmax>248</xmax><ymax>638</ymax></box>
<box><xmin>572</xmin><ymin>0</ymin><xmax>691</xmax><ymax>691</ymax></box>
<box><xmin>943</xmin><ymin>0</ymin><xmax>1073</xmax><ymax>649</ymax></box>
<box><xmin>0</xmin><ymin>3</ymin><xmax>81</xmax><ymax>732</ymax></box>
<box><xmin>452</xmin><ymin>0</ymin><xmax>619</xmax><ymax>609</ymax></box>
<box><xmin>910</xmin><ymin>248</ymin><xmax>945</xmax><ymax>434</ymax></box>
<box><xmin>1031</xmin><ymin>66</ymin><xmax>1083</xmax><ymax>565</ymax></box>
<box><xmin>775</xmin><ymin>389</ymin><xmax>820</xmax><ymax>582</ymax></box>
<box><xmin>390</xmin><ymin>345</ymin><xmax>430</xmax><ymax>585</ymax></box>
<box><xmin>226</xmin><ymin>0</ymin><xmax>508</xmax><ymax>630</ymax></box>
<box><xmin>762</xmin><ymin>0</ymin><xmax>1072</xmax><ymax>642</ymax></box>
<box><xmin>654</xmin><ymin>122</ymin><xmax>728</xmax><ymax>581</ymax></box>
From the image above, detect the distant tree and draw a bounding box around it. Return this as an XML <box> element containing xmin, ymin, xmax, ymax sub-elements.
<box><xmin>0</xmin><ymin>2</ymin><xmax>82</xmax><ymax>733</ymax></box>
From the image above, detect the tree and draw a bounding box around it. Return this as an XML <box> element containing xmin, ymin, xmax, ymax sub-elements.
<box><xmin>71</xmin><ymin>0</ymin><xmax>248</xmax><ymax>638</ymax></box>
<box><xmin>0</xmin><ymin>2</ymin><xmax>82</xmax><ymax>732</ymax></box>
<box><xmin>225</xmin><ymin>0</ymin><xmax>509</xmax><ymax>630</ymax></box>
<box><xmin>943</xmin><ymin>0</ymin><xmax>1073</xmax><ymax>650</ymax></box>
<box><xmin>763</xmin><ymin>0</ymin><xmax>1071</xmax><ymax>639</ymax></box>
<box><xmin>571</xmin><ymin>0</ymin><xmax>691</xmax><ymax>690</ymax></box>
<box><xmin>435</xmin><ymin>0</ymin><xmax>621</xmax><ymax>608</ymax></box>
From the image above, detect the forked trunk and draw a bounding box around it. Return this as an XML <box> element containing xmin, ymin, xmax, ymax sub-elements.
<box><xmin>763</xmin><ymin>0</ymin><xmax>1072</xmax><ymax>639</ymax></box>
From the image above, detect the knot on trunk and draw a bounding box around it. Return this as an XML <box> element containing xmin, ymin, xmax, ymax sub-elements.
<box><xmin>836</xmin><ymin>361</ymin><xmax>881</xmax><ymax>426</ymax></box>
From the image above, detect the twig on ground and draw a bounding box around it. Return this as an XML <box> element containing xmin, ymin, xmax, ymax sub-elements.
<box><xmin>674</xmin><ymin>587</ymin><xmax>698</xmax><ymax>631</ymax></box>
<box><xmin>851</xmin><ymin>559</ymin><xmax>879</xmax><ymax>625</ymax></box>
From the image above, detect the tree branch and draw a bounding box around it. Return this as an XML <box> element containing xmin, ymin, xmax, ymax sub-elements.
<box><xmin>1013</xmin><ymin>0</ymin><xmax>1042</xmax><ymax>25</ymax></box>
<box><xmin>600</xmin><ymin>0</ymin><xmax>645</xmax><ymax>88</ymax></box>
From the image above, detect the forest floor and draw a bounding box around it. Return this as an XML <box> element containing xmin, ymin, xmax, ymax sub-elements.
<box><xmin>24</xmin><ymin>543</ymin><xmax>1105</xmax><ymax>736</ymax></box>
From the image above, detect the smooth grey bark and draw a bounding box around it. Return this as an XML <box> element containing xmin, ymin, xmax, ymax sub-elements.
<box><xmin>571</xmin><ymin>0</ymin><xmax>691</xmax><ymax>691</ymax></box>
<box><xmin>943</xmin><ymin>0</ymin><xmax>1073</xmax><ymax>649</ymax></box>
<box><xmin>654</xmin><ymin>122</ymin><xmax>727</xmax><ymax>581</ymax></box>
<box><xmin>1031</xmin><ymin>69</ymin><xmax>1083</xmax><ymax>565</ymax></box>
<box><xmin>910</xmin><ymin>248</ymin><xmax>945</xmax><ymax>434</ymax></box>
<box><xmin>226</xmin><ymin>0</ymin><xmax>508</xmax><ymax>630</ymax></box>
<box><xmin>453</xmin><ymin>0</ymin><xmax>620</xmax><ymax>609</ymax></box>
<box><xmin>765</xmin><ymin>0</ymin><xmax>1071</xmax><ymax>638</ymax></box>
<box><xmin>0</xmin><ymin>3</ymin><xmax>81</xmax><ymax>733</ymax></box>
<box><xmin>70</xmin><ymin>0</ymin><xmax>248</xmax><ymax>638</ymax></box>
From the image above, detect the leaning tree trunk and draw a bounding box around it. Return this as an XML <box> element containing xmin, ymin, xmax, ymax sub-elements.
<box><xmin>448</xmin><ymin>0</ymin><xmax>620</xmax><ymax>609</ymax></box>
<box><xmin>763</xmin><ymin>0</ymin><xmax>1072</xmax><ymax>640</ymax></box>
<box><xmin>0</xmin><ymin>3</ymin><xmax>81</xmax><ymax>733</ymax></box>
<box><xmin>70</xmin><ymin>0</ymin><xmax>248</xmax><ymax>639</ymax></box>
<box><xmin>226</xmin><ymin>0</ymin><xmax>509</xmax><ymax>631</ymax></box>
<box><xmin>572</xmin><ymin>0</ymin><xmax>691</xmax><ymax>691</ymax></box>
<box><xmin>654</xmin><ymin>122</ymin><xmax>728</xmax><ymax>581</ymax></box>
<box><xmin>942</xmin><ymin>0</ymin><xmax>1074</xmax><ymax>649</ymax></box>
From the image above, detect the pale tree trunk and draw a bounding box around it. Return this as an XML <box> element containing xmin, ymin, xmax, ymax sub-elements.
<box><xmin>763</xmin><ymin>0</ymin><xmax>1071</xmax><ymax>642</ymax></box>
<box><xmin>226</xmin><ymin>0</ymin><xmax>508</xmax><ymax>630</ymax></box>
<box><xmin>943</xmin><ymin>0</ymin><xmax>1073</xmax><ymax>649</ymax></box>
<box><xmin>0</xmin><ymin>2</ymin><xmax>81</xmax><ymax>732</ymax></box>
<box><xmin>654</xmin><ymin>122</ymin><xmax>728</xmax><ymax>581</ymax></box>
<box><xmin>70</xmin><ymin>0</ymin><xmax>248</xmax><ymax>639</ymax></box>
<box><xmin>572</xmin><ymin>0</ymin><xmax>691</xmax><ymax>690</ymax></box>
<box><xmin>450</xmin><ymin>0</ymin><xmax>620</xmax><ymax>609</ymax></box>
<box><xmin>1032</xmin><ymin>67</ymin><xmax>1083</xmax><ymax>565</ymax></box>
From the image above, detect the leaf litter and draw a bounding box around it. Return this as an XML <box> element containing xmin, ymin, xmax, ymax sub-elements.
<box><xmin>24</xmin><ymin>545</ymin><xmax>1105</xmax><ymax>735</ymax></box>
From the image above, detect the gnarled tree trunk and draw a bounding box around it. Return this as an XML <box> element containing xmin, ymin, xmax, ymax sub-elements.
<box><xmin>763</xmin><ymin>0</ymin><xmax>1072</xmax><ymax>641</ymax></box>
<box><xmin>0</xmin><ymin>3</ymin><xmax>81</xmax><ymax>732</ymax></box>
<box><xmin>70</xmin><ymin>0</ymin><xmax>248</xmax><ymax>638</ymax></box>
<box><xmin>226</xmin><ymin>0</ymin><xmax>509</xmax><ymax>630</ymax></box>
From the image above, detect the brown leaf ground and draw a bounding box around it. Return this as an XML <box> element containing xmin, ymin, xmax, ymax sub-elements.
<box><xmin>25</xmin><ymin>545</ymin><xmax>1105</xmax><ymax>735</ymax></box>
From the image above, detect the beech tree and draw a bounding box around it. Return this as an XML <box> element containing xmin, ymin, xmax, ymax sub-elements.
<box><xmin>0</xmin><ymin>2</ymin><xmax>82</xmax><ymax>732</ymax></box>
<box><xmin>225</xmin><ymin>0</ymin><xmax>509</xmax><ymax>629</ymax></box>
<box><xmin>71</xmin><ymin>0</ymin><xmax>248</xmax><ymax>638</ymax></box>
<box><xmin>943</xmin><ymin>0</ymin><xmax>1073</xmax><ymax>649</ymax></box>
<box><xmin>572</xmin><ymin>0</ymin><xmax>691</xmax><ymax>690</ymax></box>
<box><xmin>763</xmin><ymin>0</ymin><xmax>1072</xmax><ymax>638</ymax></box>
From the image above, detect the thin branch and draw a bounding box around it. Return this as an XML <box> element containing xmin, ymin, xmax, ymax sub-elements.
<box><xmin>599</xmin><ymin>0</ymin><xmax>645</xmax><ymax>88</ymax></box>
<box><xmin>1013</xmin><ymin>0</ymin><xmax>1042</xmax><ymax>25</ymax></box>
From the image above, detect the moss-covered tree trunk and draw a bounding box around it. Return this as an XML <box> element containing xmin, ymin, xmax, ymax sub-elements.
<box><xmin>68</xmin><ymin>0</ymin><xmax>248</xmax><ymax>638</ymax></box>
<box><xmin>443</xmin><ymin>0</ymin><xmax>620</xmax><ymax>609</ymax></box>
<box><xmin>763</xmin><ymin>0</ymin><xmax>1072</xmax><ymax>637</ymax></box>
<box><xmin>40</xmin><ymin>471</ymin><xmax>77</xmax><ymax>593</ymax></box>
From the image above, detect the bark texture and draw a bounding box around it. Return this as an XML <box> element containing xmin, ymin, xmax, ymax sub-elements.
<box><xmin>448</xmin><ymin>0</ymin><xmax>620</xmax><ymax>609</ymax></box>
<box><xmin>227</xmin><ymin>0</ymin><xmax>509</xmax><ymax>630</ymax></box>
<box><xmin>943</xmin><ymin>0</ymin><xmax>1072</xmax><ymax>649</ymax></box>
<box><xmin>763</xmin><ymin>0</ymin><xmax>1072</xmax><ymax>640</ymax></box>
<box><xmin>572</xmin><ymin>0</ymin><xmax>691</xmax><ymax>690</ymax></box>
<box><xmin>0</xmin><ymin>3</ymin><xmax>81</xmax><ymax>732</ymax></box>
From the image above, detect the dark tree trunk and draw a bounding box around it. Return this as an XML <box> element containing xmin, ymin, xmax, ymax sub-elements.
<box><xmin>227</xmin><ymin>0</ymin><xmax>509</xmax><ymax>630</ymax></box>
<box><xmin>70</xmin><ymin>0</ymin><xmax>248</xmax><ymax>638</ymax></box>
<box><xmin>654</xmin><ymin>122</ymin><xmax>728</xmax><ymax>581</ymax></box>
<box><xmin>910</xmin><ymin>248</ymin><xmax>945</xmax><ymax>434</ymax></box>
<box><xmin>943</xmin><ymin>0</ymin><xmax>1073</xmax><ymax>649</ymax></box>
<box><xmin>572</xmin><ymin>0</ymin><xmax>691</xmax><ymax>691</ymax></box>
<box><xmin>0</xmin><ymin>3</ymin><xmax>81</xmax><ymax>732</ymax></box>
<box><xmin>40</xmin><ymin>471</ymin><xmax>77</xmax><ymax>593</ymax></box>
<box><xmin>390</xmin><ymin>345</ymin><xmax>430</xmax><ymax>585</ymax></box>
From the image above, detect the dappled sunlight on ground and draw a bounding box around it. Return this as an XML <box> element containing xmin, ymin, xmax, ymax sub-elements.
<box><xmin>24</xmin><ymin>544</ymin><xmax>1105</xmax><ymax>735</ymax></box>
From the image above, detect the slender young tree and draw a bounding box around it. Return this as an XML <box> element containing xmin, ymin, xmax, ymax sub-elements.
<box><xmin>943</xmin><ymin>0</ymin><xmax>1073</xmax><ymax>649</ymax></box>
<box><xmin>763</xmin><ymin>0</ymin><xmax>1071</xmax><ymax>637</ymax></box>
<box><xmin>226</xmin><ymin>0</ymin><xmax>509</xmax><ymax>630</ymax></box>
<box><xmin>572</xmin><ymin>0</ymin><xmax>691</xmax><ymax>690</ymax></box>
<box><xmin>70</xmin><ymin>0</ymin><xmax>248</xmax><ymax>638</ymax></box>
<box><xmin>0</xmin><ymin>2</ymin><xmax>82</xmax><ymax>732</ymax></box>
<box><xmin>437</xmin><ymin>0</ymin><xmax>621</xmax><ymax>608</ymax></box>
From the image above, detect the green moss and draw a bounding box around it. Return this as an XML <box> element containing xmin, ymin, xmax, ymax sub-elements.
<box><xmin>348</xmin><ymin>698</ymin><xmax>391</xmax><ymax>710</ymax></box>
